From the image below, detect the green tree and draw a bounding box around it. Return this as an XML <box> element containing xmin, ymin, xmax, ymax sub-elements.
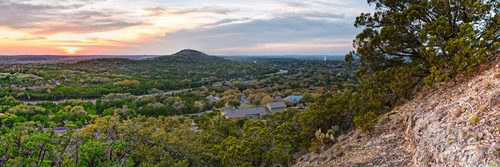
<box><xmin>95</xmin><ymin>98</ymin><xmax>105</xmax><ymax>115</ymax></box>
<box><xmin>7</xmin><ymin>104</ymin><xmax>47</xmax><ymax>118</ymax></box>
<box><xmin>0</xmin><ymin>96</ymin><xmax>21</xmax><ymax>107</ymax></box>
<box><xmin>344</xmin><ymin>0</ymin><xmax>499</xmax><ymax>131</ymax></box>
<box><xmin>348</xmin><ymin>0</ymin><xmax>499</xmax><ymax>87</ymax></box>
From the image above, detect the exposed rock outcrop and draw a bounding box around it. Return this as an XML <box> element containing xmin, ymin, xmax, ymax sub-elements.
<box><xmin>295</xmin><ymin>59</ymin><xmax>499</xmax><ymax>167</ymax></box>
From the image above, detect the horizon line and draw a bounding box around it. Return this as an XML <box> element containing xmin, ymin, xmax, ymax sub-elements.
<box><xmin>0</xmin><ymin>54</ymin><xmax>346</xmax><ymax>57</ymax></box>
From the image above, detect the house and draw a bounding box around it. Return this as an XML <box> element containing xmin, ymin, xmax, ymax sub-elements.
<box><xmin>286</xmin><ymin>95</ymin><xmax>303</xmax><ymax>104</ymax></box>
<box><xmin>187</xmin><ymin>110</ymin><xmax>214</xmax><ymax>117</ymax></box>
<box><xmin>43</xmin><ymin>127</ymin><xmax>68</xmax><ymax>134</ymax></box>
<box><xmin>240</xmin><ymin>96</ymin><xmax>248</xmax><ymax>105</ymax></box>
<box><xmin>222</xmin><ymin>107</ymin><xmax>270</xmax><ymax>119</ymax></box>
<box><xmin>206</xmin><ymin>95</ymin><xmax>220</xmax><ymax>103</ymax></box>
<box><xmin>266</xmin><ymin>102</ymin><xmax>287</xmax><ymax>114</ymax></box>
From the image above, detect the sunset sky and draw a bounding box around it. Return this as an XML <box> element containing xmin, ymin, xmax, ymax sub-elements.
<box><xmin>0</xmin><ymin>0</ymin><xmax>373</xmax><ymax>55</ymax></box>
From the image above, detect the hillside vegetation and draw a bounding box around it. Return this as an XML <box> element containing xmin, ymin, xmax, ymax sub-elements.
<box><xmin>295</xmin><ymin>57</ymin><xmax>499</xmax><ymax>166</ymax></box>
<box><xmin>0</xmin><ymin>50</ymin><xmax>275</xmax><ymax>100</ymax></box>
<box><xmin>294</xmin><ymin>0</ymin><xmax>499</xmax><ymax>166</ymax></box>
<box><xmin>0</xmin><ymin>55</ymin><xmax>356</xmax><ymax>166</ymax></box>
<box><xmin>0</xmin><ymin>0</ymin><xmax>497</xmax><ymax>166</ymax></box>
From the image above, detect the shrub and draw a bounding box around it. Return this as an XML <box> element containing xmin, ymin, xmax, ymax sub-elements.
<box><xmin>314</xmin><ymin>128</ymin><xmax>335</xmax><ymax>149</ymax></box>
<box><xmin>353</xmin><ymin>111</ymin><xmax>377</xmax><ymax>132</ymax></box>
<box><xmin>470</xmin><ymin>114</ymin><xmax>479</xmax><ymax>125</ymax></box>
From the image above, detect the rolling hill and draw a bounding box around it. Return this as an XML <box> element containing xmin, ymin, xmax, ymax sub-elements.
<box><xmin>68</xmin><ymin>49</ymin><xmax>276</xmax><ymax>86</ymax></box>
<box><xmin>0</xmin><ymin>49</ymin><xmax>276</xmax><ymax>100</ymax></box>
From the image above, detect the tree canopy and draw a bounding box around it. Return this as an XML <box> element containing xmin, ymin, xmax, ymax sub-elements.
<box><xmin>349</xmin><ymin>0</ymin><xmax>498</xmax><ymax>86</ymax></box>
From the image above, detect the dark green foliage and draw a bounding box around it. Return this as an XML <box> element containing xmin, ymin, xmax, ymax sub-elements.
<box><xmin>213</xmin><ymin>109</ymin><xmax>302</xmax><ymax>167</ymax></box>
<box><xmin>349</xmin><ymin>0</ymin><xmax>498</xmax><ymax>86</ymax></box>
<box><xmin>95</xmin><ymin>98</ymin><xmax>105</xmax><ymax>115</ymax></box>
<box><xmin>0</xmin><ymin>116</ymin><xmax>218</xmax><ymax>166</ymax></box>
<box><xmin>282</xmin><ymin>0</ymin><xmax>499</xmax><ymax>138</ymax></box>
<box><xmin>342</xmin><ymin>0</ymin><xmax>499</xmax><ymax>131</ymax></box>
<box><xmin>0</xmin><ymin>1</ymin><xmax>496</xmax><ymax>166</ymax></box>
<box><xmin>0</xmin><ymin>109</ymin><xmax>305</xmax><ymax>166</ymax></box>
<box><xmin>353</xmin><ymin>111</ymin><xmax>378</xmax><ymax>132</ymax></box>
<box><xmin>296</xmin><ymin>92</ymin><xmax>354</xmax><ymax>139</ymax></box>
<box><xmin>0</xmin><ymin>96</ymin><xmax>21</xmax><ymax>107</ymax></box>
<box><xmin>0</xmin><ymin>50</ymin><xmax>275</xmax><ymax>100</ymax></box>
<box><xmin>0</xmin><ymin>96</ymin><xmax>22</xmax><ymax>113</ymax></box>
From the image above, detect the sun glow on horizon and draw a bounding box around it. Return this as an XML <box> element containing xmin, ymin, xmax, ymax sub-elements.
<box><xmin>61</xmin><ymin>47</ymin><xmax>81</xmax><ymax>55</ymax></box>
<box><xmin>0</xmin><ymin>0</ymin><xmax>371</xmax><ymax>55</ymax></box>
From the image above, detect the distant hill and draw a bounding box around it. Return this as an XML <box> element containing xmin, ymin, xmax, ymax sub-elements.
<box><xmin>168</xmin><ymin>49</ymin><xmax>213</xmax><ymax>58</ymax></box>
<box><xmin>69</xmin><ymin>49</ymin><xmax>258</xmax><ymax>76</ymax></box>
<box><xmin>144</xmin><ymin>49</ymin><xmax>233</xmax><ymax>65</ymax></box>
<box><xmin>222</xmin><ymin>55</ymin><xmax>346</xmax><ymax>62</ymax></box>
<box><xmin>70</xmin><ymin>49</ymin><xmax>241</xmax><ymax>67</ymax></box>
<box><xmin>64</xmin><ymin>49</ymin><xmax>276</xmax><ymax>93</ymax></box>
<box><xmin>0</xmin><ymin>49</ymin><xmax>278</xmax><ymax>99</ymax></box>
<box><xmin>0</xmin><ymin>55</ymin><xmax>154</xmax><ymax>65</ymax></box>
<box><xmin>0</xmin><ymin>52</ymin><xmax>345</xmax><ymax>65</ymax></box>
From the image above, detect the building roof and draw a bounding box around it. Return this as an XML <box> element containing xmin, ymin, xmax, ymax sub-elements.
<box><xmin>43</xmin><ymin>127</ymin><xmax>68</xmax><ymax>134</ymax></box>
<box><xmin>206</xmin><ymin>95</ymin><xmax>220</xmax><ymax>103</ymax></box>
<box><xmin>286</xmin><ymin>96</ymin><xmax>303</xmax><ymax>102</ymax></box>
<box><xmin>267</xmin><ymin>102</ymin><xmax>287</xmax><ymax>109</ymax></box>
<box><xmin>223</xmin><ymin>107</ymin><xmax>270</xmax><ymax>118</ymax></box>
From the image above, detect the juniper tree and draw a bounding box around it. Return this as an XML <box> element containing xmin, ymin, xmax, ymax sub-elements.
<box><xmin>348</xmin><ymin>0</ymin><xmax>499</xmax><ymax>86</ymax></box>
<box><xmin>344</xmin><ymin>0</ymin><xmax>498</xmax><ymax>131</ymax></box>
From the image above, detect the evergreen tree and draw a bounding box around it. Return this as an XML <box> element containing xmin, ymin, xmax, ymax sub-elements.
<box><xmin>344</xmin><ymin>0</ymin><xmax>499</xmax><ymax>131</ymax></box>
<box><xmin>348</xmin><ymin>0</ymin><xmax>498</xmax><ymax>86</ymax></box>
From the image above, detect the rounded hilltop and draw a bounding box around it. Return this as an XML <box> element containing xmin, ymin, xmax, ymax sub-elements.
<box><xmin>172</xmin><ymin>49</ymin><xmax>210</xmax><ymax>57</ymax></box>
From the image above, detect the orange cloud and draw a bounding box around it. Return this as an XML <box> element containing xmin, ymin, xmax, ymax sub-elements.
<box><xmin>0</xmin><ymin>0</ymin><xmax>368</xmax><ymax>55</ymax></box>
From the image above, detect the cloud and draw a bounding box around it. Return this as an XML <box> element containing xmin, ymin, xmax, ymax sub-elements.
<box><xmin>161</xmin><ymin>16</ymin><xmax>359</xmax><ymax>54</ymax></box>
<box><xmin>203</xmin><ymin>18</ymin><xmax>252</xmax><ymax>27</ymax></box>
<box><xmin>0</xmin><ymin>0</ymin><xmax>140</xmax><ymax>34</ymax></box>
<box><xmin>0</xmin><ymin>1</ymin><xmax>76</xmax><ymax>28</ymax></box>
<box><xmin>0</xmin><ymin>0</ymin><xmax>372</xmax><ymax>55</ymax></box>
<box><xmin>209</xmin><ymin>39</ymin><xmax>353</xmax><ymax>55</ymax></box>
<box><xmin>284</xmin><ymin>11</ymin><xmax>345</xmax><ymax>19</ymax></box>
<box><xmin>145</xmin><ymin>6</ymin><xmax>239</xmax><ymax>16</ymax></box>
<box><xmin>308</xmin><ymin>0</ymin><xmax>349</xmax><ymax>6</ymax></box>
<box><xmin>283</xmin><ymin>1</ymin><xmax>309</xmax><ymax>7</ymax></box>
<box><xmin>34</xmin><ymin>21</ymin><xmax>144</xmax><ymax>34</ymax></box>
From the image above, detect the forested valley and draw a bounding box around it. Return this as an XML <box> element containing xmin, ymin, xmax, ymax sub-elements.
<box><xmin>0</xmin><ymin>0</ymin><xmax>498</xmax><ymax>166</ymax></box>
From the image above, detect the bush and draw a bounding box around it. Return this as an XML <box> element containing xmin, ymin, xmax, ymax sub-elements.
<box><xmin>353</xmin><ymin>111</ymin><xmax>377</xmax><ymax>132</ymax></box>
<box><xmin>470</xmin><ymin>114</ymin><xmax>480</xmax><ymax>125</ymax></box>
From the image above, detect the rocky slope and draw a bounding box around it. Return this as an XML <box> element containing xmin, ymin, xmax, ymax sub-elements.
<box><xmin>295</xmin><ymin>59</ymin><xmax>499</xmax><ymax>167</ymax></box>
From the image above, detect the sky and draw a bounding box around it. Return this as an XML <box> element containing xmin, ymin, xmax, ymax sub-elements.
<box><xmin>0</xmin><ymin>0</ymin><xmax>374</xmax><ymax>55</ymax></box>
